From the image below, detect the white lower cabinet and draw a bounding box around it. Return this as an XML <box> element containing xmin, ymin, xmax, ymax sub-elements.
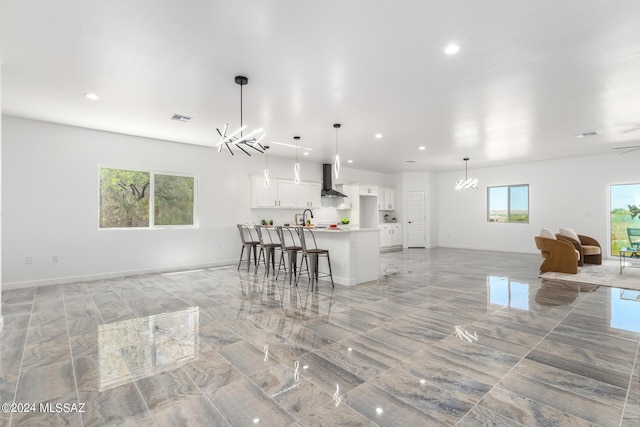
<box><xmin>391</xmin><ymin>224</ymin><xmax>402</xmax><ymax>246</ymax></box>
<box><xmin>379</xmin><ymin>224</ymin><xmax>402</xmax><ymax>251</ymax></box>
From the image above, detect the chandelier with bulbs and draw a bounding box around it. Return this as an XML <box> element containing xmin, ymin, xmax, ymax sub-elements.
<box><xmin>455</xmin><ymin>157</ymin><xmax>478</xmax><ymax>190</ymax></box>
<box><xmin>216</xmin><ymin>76</ymin><xmax>266</xmax><ymax>156</ymax></box>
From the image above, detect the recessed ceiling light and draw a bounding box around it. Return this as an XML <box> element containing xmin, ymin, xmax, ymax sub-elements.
<box><xmin>444</xmin><ymin>44</ymin><xmax>460</xmax><ymax>55</ymax></box>
<box><xmin>84</xmin><ymin>93</ymin><xmax>100</xmax><ymax>100</ymax></box>
<box><xmin>303</xmin><ymin>152</ymin><xmax>309</xmax><ymax>156</ymax></box>
<box><xmin>418</xmin><ymin>146</ymin><xmax>426</xmax><ymax>150</ymax></box>
<box><xmin>374</xmin><ymin>133</ymin><xmax>383</xmax><ymax>139</ymax></box>
<box><xmin>347</xmin><ymin>160</ymin><xmax>353</xmax><ymax>164</ymax></box>
<box><xmin>575</xmin><ymin>131</ymin><xmax>599</xmax><ymax>138</ymax></box>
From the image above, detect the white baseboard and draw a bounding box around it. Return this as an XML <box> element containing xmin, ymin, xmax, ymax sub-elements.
<box><xmin>2</xmin><ymin>259</ymin><xmax>237</xmax><ymax>290</ymax></box>
<box><xmin>0</xmin><ymin>316</ymin><xmax>4</xmax><ymax>333</ymax></box>
<box><xmin>435</xmin><ymin>244</ymin><xmax>538</xmax><ymax>255</ymax></box>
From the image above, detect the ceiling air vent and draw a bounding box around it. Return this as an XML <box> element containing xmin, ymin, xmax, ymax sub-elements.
<box><xmin>575</xmin><ymin>131</ymin><xmax>598</xmax><ymax>138</ymax></box>
<box><xmin>171</xmin><ymin>114</ymin><xmax>193</xmax><ymax>122</ymax></box>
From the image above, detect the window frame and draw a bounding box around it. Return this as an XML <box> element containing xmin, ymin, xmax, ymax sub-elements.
<box><xmin>608</xmin><ymin>182</ymin><xmax>640</xmax><ymax>256</ymax></box>
<box><xmin>99</xmin><ymin>166</ymin><xmax>198</xmax><ymax>230</ymax></box>
<box><xmin>487</xmin><ymin>184</ymin><xmax>529</xmax><ymax>223</ymax></box>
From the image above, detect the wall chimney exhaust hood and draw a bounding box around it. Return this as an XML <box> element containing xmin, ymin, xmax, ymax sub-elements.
<box><xmin>321</xmin><ymin>164</ymin><xmax>347</xmax><ymax>197</ymax></box>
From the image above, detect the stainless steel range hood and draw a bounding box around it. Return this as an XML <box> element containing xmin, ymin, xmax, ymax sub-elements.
<box><xmin>321</xmin><ymin>164</ymin><xmax>347</xmax><ymax>198</ymax></box>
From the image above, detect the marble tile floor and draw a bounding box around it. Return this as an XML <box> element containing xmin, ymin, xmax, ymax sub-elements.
<box><xmin>0</xmin><ymin>248</ymin><xmax>638</xmax><ymax>426</ymax></box>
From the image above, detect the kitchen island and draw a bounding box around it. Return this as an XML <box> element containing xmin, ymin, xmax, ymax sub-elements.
<box><xmin>302</xmin><ymin>227</ymin><xmax>379</xmax><ymax>286</ymax></box>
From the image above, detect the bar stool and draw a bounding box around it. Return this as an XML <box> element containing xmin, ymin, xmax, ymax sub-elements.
<box><xmin>255</xmin><ymin>225</ymin><xmax>282</xmax><ymax>276</ymax></box>
<box><xmin>275</xmin><ymin>226</ymin><xmax>302</xmax><ymax>284</ymax></box>
<box><xmin>296</xmin><ymin>227</ymin><xmax>334</xmax><ymax>289</ymax></box>
<box><xmin>237</xmin><ymin>224</ymin><xmax>260</xmax><ymax>272</ymax></box>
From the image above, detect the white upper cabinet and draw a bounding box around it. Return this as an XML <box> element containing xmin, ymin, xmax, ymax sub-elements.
<box><xmin>337</xmin><ymin>184</ymin><xmax>359</xmax><ymax>209</ymax></box>
<box><xmin>359</xmin><ymin>185</ymin><xmax>378</xmax><ymax>196</ymax></box>
<box><xmin>296</xmin><ymin>182</ymin><xmax>322</xmax><ymax>208</ymax></box>
<box><xmin>251</xmin><ymin>176</ymin><xmax>321</xmax><ymax>208</ymax></box>
<box><xmin>251</xmin><ymin>176</ymin><xmax>279</xmax><ymax>207</ymax></box>
<box><xmin>278</xmin><ymin>180</ymin><xmax>298</xmax><ymax>208</ymax></box>
<box><xmin>307</xmin><ymin>182</ymin><xmax>322</xmax><ymax>208</ymax></box>
<box><xmin>378</xmin><ymin>187</ymin><xmax>396</xmax><ymax>210</ymax></box>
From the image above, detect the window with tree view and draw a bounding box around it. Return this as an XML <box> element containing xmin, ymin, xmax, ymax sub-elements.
<box><xmin>100</xmin><ymin>168</ymin><xmax>196</xmax><ymax>228</ymax></box>
<box><xmin>610</xmin><ymin>183</ymin><xmax>640</xmax><ymax>256</ymax></box>
<box><xmin>488</xmin><ymin>185</ymin><xmax>529</xmax><ymax>223</ymax></box>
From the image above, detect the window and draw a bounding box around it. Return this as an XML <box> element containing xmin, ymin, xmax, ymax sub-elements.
<box><xmin>154</xmin><ymin>174</ymin><xmax>195</xmax><ymax>226</ymax></box>
<box><xmin>610</xmin><ymin>183</ymin><xmax>640</xmax><ymax>256</ymax></box>
<box><xmin>487</xmin><ymin>184</ymin><xmax>529</xmax><ymax>223</ymax></box>
<box><xmin>100</xmin><ymin>168</ymin><xmax>196</xmax><ymax>228</ymax></box>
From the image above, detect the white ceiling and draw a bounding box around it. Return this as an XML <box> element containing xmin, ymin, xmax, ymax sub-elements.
<box><xmin>2</xmin><ymin>0</ymin><xmax>640</xmax><ymax>172</ymax></box>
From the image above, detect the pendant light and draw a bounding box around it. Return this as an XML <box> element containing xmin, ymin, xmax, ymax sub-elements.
<box><xmin>333</xmin><ymin>123</ymin><xmax>341</xmax><ymax>179</ymax></box>
<box><xmin>455</xmin><ymin>157</ymin><xmax>478</xmax><ymax>190</ymax></box>
<box><xmin>216</xmin><ymin>75</ymin><xmax>266</xmax><ymax>156</ymax></box>
<box><xmin>263</xmin><ymin>145</ymin><xmax>270</xmax><ymax>188</ymax></box>
<box><xmin>293</xmin><ymin>136</ymin><xmax>301</xmax><ymax>184</ymax></box>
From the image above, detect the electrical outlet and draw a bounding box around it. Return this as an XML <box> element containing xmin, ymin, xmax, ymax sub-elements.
<box><xmin>52</xmin><ymin>255</ymin><xmax>59</xmax><ymax>263</ymax></box>
<box><xmin>26</xmin><ymin>256</ymin><xmax>33</xmax><ymax>264</ymax></box>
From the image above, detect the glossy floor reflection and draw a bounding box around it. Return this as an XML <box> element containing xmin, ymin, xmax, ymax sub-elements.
<box><xmin>1</xmin><ymin>248</ymin><xmax>639</xmax><ymax>426</ymax></box>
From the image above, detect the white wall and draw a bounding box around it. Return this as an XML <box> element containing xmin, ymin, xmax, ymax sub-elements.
<box><xmin>434</xmin><ymin>153</ymin><xmax>640</xmax><ymax>255</ymax></box>
<box><xmin>1</xmin><ymin>117</ymin><xmax>382</xmax><ymax>288</ymax></box>
<box><xmin>7</xmin><ymin>115</ymin><xmax>632</xmax><ymax>288</ymax></box>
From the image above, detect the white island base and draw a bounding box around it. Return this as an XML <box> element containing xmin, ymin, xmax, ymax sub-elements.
<box><xmin>305</xmin><ymin>228</ymin><xmax>379</xmax><ymax>286</ymax></box>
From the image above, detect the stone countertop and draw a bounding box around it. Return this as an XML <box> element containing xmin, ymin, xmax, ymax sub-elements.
<box><xmin>311</xmin><ymin>227</ymin><xmax>378</xmax><ymax>232</ymax></box>
<box><xmin>283</xmin><ymin>225</ymin><xmax>377</xmax><ymax>232</ymax></box>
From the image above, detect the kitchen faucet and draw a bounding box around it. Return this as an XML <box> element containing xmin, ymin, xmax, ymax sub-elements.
<box><xmin>303</xmin><ymin>208</ymin><xmax>314</xmax><ymax>225</ymax></box>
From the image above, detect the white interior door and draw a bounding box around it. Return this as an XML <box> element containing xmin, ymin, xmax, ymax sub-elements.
<box><xmin>407</xmin><ymin>191</ymin><xmax>426</xmax><ymax>248</ymax></box>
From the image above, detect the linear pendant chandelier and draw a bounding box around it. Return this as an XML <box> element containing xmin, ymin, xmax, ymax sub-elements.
<box><xmin>455</xmin><ymin>157</ymin><xmax>478</xmax><ymax>190</ymax></box>
<box><xmin>216</xmin><ymin>76</ymin><xmax>266</xmax><ymax>156</ymax></box>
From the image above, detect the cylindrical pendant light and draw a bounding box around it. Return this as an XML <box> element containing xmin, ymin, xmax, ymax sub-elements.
<box><xmin>294</xmin><ymin>136</ymin><xmax>301</xmax><ymax>184</ymax></box>
<box><xmin>264</xmin><ymin>146</ymin><xmax>270</xmax><ymax>188</ymax></box>
<box><xmin>333</xmin><ymin>124</ymin><xmax>341</xmax><ymax>179</ymax></box>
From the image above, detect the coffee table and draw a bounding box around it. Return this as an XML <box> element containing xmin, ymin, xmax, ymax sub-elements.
<box><xmin>619</xmin><ymin>247</ymin><xmax>640</xmax><ymax>274</ymax></box>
